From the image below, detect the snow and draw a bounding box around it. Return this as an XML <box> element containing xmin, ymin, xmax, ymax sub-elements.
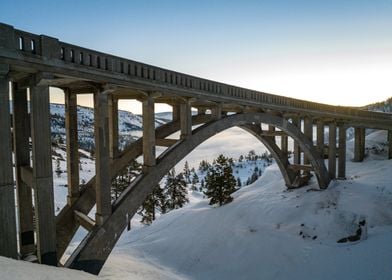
<box><xmin>2</xmin><ymin>114</ymin><xmax>392</xmax><ymax>279</ymax></box>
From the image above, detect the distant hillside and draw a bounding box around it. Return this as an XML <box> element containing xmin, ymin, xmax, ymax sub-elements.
<box><xmin>364</xmin><ymin>97</ymin><xmax>392</xmax><ymax>113</ymax></box>
<box><xmin>50</xmin><ymin>103</ymin><xmax>171</xmax><ymax>151</ymax></box>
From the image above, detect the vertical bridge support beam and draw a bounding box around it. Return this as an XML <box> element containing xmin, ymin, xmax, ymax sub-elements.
<box><xmin>338</xmin><ymin>124</ymin><xmax>346</xmax><ymax>179</ymax></box>
<box><xmin>303</xmin><ymin>117</ymin><xmax>313</xmax><ymax>170</ymax></box>
<box><xmin>354</xmin><ymin>127</ymin><xmax>365</xmax><ymax>162</ymax></box>
<box><xmin>94</xmin><ymin>88</ymin><xmax>111</xmax><ymax>225</ymax></box>
<box><xmin>0</xmin><ymin>65</ymin><xmax>18</xmax><ymax>259</ymax></box>
<box><xmin>292</xmin><ymin>117</ymin><xmax>301</xmax><ymax>164</ymax></box>
<box><xmin>328</xmin><ymin>122</ymin><xmax>337</xmax><ymax>179</ymax></box>
<box><xmin>65</xmin><ymin>89</ymin><xmax>80</xmax><ymax>205</ymax></box>
<box><xmin>180</xmin><ymin>100</ymin><xmax>192</xmax><ymax>140</ymax></box>
<box><xmin>388</xmin><ymin>130</ymin><xmax>392</xmax><ymax>160</ymax></box>
<box><xmin>143</xmin><ymin>95</ymin><xmax>156</xmax><ymax>168</ymax></box>
<box><xmin>30</xmin><ymin>82</ymin><xmax>57</xmax><ymax>265</ymax></box>
<box><xmin>108</xmin><ymin>96</ymin><xmax>119</xmax><ymax>159</ymax></box>
<box><xmin>316</xmin><ymin>120</ymin><xmax>324</xmax><ymax>157</ymax></box>
<box><xmin>211</xmin><ymin>103</ymin><xmax>222</xmax><ymax>120</ymax></box>
<box><xmin>12</xmin><ymin>82</ymin><xmax>35</xmax><ymax>257</ymax></box>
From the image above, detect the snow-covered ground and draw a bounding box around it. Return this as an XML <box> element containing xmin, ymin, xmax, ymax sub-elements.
<box><xmin>1</xmin><ymin>130</ymin><xmax>392</xmax><ymax>280</ymax></box>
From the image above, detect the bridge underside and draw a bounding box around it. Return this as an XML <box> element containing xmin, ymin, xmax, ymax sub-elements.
<box><xmin>1</xmin><ymin>23</ymin><xmax>392</xmax><ymax>275</ymax></box>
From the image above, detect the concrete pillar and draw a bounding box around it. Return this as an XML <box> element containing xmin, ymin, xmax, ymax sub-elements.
<box><xmin>142</xmin><ymin>95</ymin><xmax>156</xmax><ymax>167</ymax></box>
<box><xmin>108</xmin><ymin>95</ymin><xmax>119</xmax><ymax>159</ymax></box>
<box><xmin>303</xmin><ymin>117</ymin><xmax>313</xmax><ymax>166</ymax></box>
<box><xmin>388</xmin><ymin>130</ymin><xmax>392</xmax><ymax>160</ymax></box>
<box><xmin>328</xmin><ymin>122</ymin><xmax>337</xmax><ymax>179</ymax></box>
<box><xmin>292</xmin><ymin>117</ymin><xmax>301</xmax><ymax>164</ymax></box>
<box><xmin>354</xmin><ymin>127</ymin><xmax>365</xmax><ymax>162</ymax></box>
<box><xmin>94</xmin><ymin>89</ymin><xmax>112</xmax><ymax>225</ymax></box>
<box><xmin>172</xmin><ymin>104</ymin><xmax>180</xmax><ymax>122</ymax></box>
<box><xmin>281</xmin><ymin>135</ymin><xmax>288</xmax><ymax>156</ymax></box>
<box><xmin>12</xmin><ymin>83</ymin><xmax>35</xmax><ymax>257</ymax></box>
<box><xmin>211</xmin><ymin>104</ymin><xmax>222</xmax><ymax>120</ymax></box>
<box><xmin>0</xmin><ymin>68</ymin><xmax>18</xmax><ymax>259</ymax></box>
<box><xmin>65</xmin><ymin>89</ymin><xmax>80</xmax><ymax>205</ymax></box>
<box><xmin>180</xmin><ymin>100</ymin><xmax>192</xmax><ymax>140</ymax></box>
<box><xmin>268</xmin><ymin>125</ymin><xmax>276</xmax><ymax>144</ymax></box>
<box><xmin>30</xmin><ymin>83</ymin><xmax>57</xmax><ymax>265</ymax></box>
<box><xmin>197</xmin><ymin>108</ymin><xmax>206</xmax><ymax>115</ymax></box>
<box><xmin>316</xmin><ymin>120</ymin><xmax>324</xmax><ymax>157</ymax></box>
<box><xmin>338</xmin><ymin>124</ymin><xmax>346</xmax><ymax>179</ymax></box>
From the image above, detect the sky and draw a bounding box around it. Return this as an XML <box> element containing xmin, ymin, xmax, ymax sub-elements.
<box><xmin>1</xmin><ymin>0</ymin><xmax>391</xmax><ymax>113</ymax></box>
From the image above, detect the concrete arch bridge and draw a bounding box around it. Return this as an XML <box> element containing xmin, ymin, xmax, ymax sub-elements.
<box><xmin>0</xmin><ymin>23</ymin><xmax>391</xmax><ymax>274</ymax></box>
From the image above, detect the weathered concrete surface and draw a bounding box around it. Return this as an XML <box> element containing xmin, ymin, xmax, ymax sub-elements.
<box><xmin>12</xmin><ymin>83</ymin><xmax>35</xmax><ymax>256</ymax></box>
<box><xmin>30</xmin><ymin>83</ymin><xmax>57</xmax><ymax>265</ymax></box>
<box><xmin>65</xmin><ymin>89</ymin><xmax>80</xmax><ymax>205</ymax></box>
<box><xmin>0</xmin><ymin>69</ymin><xmax>18</xmax><ymax>259</ymax></box>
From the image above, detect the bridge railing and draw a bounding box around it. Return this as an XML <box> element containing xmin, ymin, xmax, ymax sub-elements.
<box><xmin>3</xmin><ymin>25</ymin><xmax>391</xmax><ymax>122</ymax></box>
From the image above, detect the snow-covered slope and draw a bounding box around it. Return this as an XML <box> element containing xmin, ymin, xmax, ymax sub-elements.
<box><xmin>99</xmin><ymin>130</ymin><xmax>392</xmax><ymax>280</ymax></box>
<box><xmin>2</xmin><ymin>120</ymin><xmax>392</xmax><ymax>279</ymax></box>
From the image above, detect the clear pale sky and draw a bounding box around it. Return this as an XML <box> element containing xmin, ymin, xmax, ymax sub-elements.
<box><xmin>1</xmin><ymin>0</ymin><xmax>391</xmax><ymax>113</ymax></box>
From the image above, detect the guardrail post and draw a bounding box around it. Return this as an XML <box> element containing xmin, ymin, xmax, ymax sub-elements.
<box><xmin>40</xmin><ymin>35</ymin><xmax>60</xmax><ymax>59</ymax></box>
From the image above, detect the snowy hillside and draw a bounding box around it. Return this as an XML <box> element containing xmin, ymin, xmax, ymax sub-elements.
<box><xmin>50</xmin><ymin>103</ymin><xmax>170</xmax><ymax>150</ymax></box>
<box><xmin>5</xmin><ymin>130</ymin><xmax>391</xmax><ymax>280</ymax></box>
<box><xmin>99</xmin><ymin>130</ymin><xmax>392</xmax><ymax>280</ymax></box>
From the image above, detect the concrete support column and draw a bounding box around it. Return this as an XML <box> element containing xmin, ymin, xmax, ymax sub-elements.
<box><xmin>354</xmin><ymin>127</ymin><xmax>365</xmax><ymax>162</ymax></box>
<box><xmin>142</xmin><ymin>95</ymin><xmax>156</xmax><ymax>168</ymax></box>
<box><xmin>211</xmin><ymin>104</ymin><xmax>222</xmax><ymax>120</ymax></box>
<box><xmin>338</xmin><ymin>124</ymin><xmax>347</xmax><ymax>179</ymax></box>
<box><xmin>180</xmin><ymin>100</ymin><xmax>192</xmax><ymax>140</ymax></box>
<box><xmin>65</xmin><ymin>90</ymin><xmax>80</xmax><ymax>205</ymax></box>
<box><xmin>281</xmin><ymin>135</ymin><xmax>288</xmax><ymax>156</ymax></box>
<box><xmin>303</xmin><ymin>117</ymin><xmax>313</xmax><ymax>166</ymax></box>
<box><xmin>30</xmin><ymin>83</ymin><xmax>57</xmax><ymax>265</ymax></box>
<box><xmin>328</xmin><ymin>122</ymin><xmax>337</xmax><ymax>179</ymax></box>
<box><xmin>197</xmin><ymin>108</ymin><xmax>206</xmax><ymax>115</ymax></box>
<box><xmin>0</xmin><ymin>68</ymin><xmax>18</xmax><ymax>259</ymax></box>
<box><xmin>268</xmin><ymin>125</ymin><xmax>276</xmax><ymax>144</ymax></box>
<box><xmin>292</xmin><ymin>117</ymin><xmax>301</xmax><ymax>164</ymax></box>
<box><xmin>316</xmin><ymin>120</ymin><xmax>324</xmax><ymax>157</ymax></box>
<box><xmin>108</xmin><ymin>95</ymin><xmax>119</xmax><ymax>159</ymax></box>
<box><xmin>172</xmin><ymin>104</ymin><xmax>180</xmax><ymax>122</ymax></box>
<box><xmin>388</xmin><ymin>130</ymin><xmax>392</xmax><ymax>160</ymax></box>
<box><xmin>94</xmin><ymin>89</ymin><xmax>112</xmax><ymax>225</ymax></box>
<box><xmin>12</xmin><ymin>83</ymin><xmax>34</xmax><ymax>257</ymax></box>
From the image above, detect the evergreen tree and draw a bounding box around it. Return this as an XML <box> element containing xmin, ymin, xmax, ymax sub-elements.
<box><xmin>165</xmin><ymin>168</ymin><xmax>189</xmax><ymax>210</ymax></box>
<box><xmin>55</xmin><ymin>158</ymin><xmax>61</xmax><ymax>177</ymax></box>
<box><xmin>138</xmin><ymin>185</ymin><xmax>166</xmax><ymax>225</ymax></box>
<box><xmin>237</xmin><ymin>177</ymin><xmax>242</xmax><ymax>187</ymax></box>
<box><xmin>199</xmin><ymin>178</ymin><xmax>205</xmax><ymax>192</ymax></box>
<box><xmin>198</xmin><ymin>160</ymin><xmax>211</xmax><ymax>172</ymax></box>
<box><xmin>183</xmin><ymin>161</ymin><xmax>191</xmax><ymax>183</ymax></box>
<box><xmin>191</xmin><ymin>172</ymin><xmax>199</xmax><ymax>191</ymax></box>
<box><xmin>205</xmin><ymin>154</ymin><xmax>237</xmax><ymax>206</ymax></box>
<box><xmin>111</xmin><ymin>160</ymin><xmax>141</xmax><ymax>201</ymax></box>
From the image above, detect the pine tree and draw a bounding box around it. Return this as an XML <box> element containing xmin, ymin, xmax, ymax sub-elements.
<box><xmin>205</xmin><ymin>154</ymin><xmax>237</xmax><ymax>206</ymax></box>
<box><xmin>183</xmin><ymin>161</ymin><xmax>191</xmax><ymax>183</ymax></box>
<box><xmin>55</xmin><ymin>158</ymin><xmax>61</xmax><ymax>178</ymax></box>
<box><xmin>139</xmin><ymin>185</ymin><xmax>166</xmax><ymax>225</ymax></box>
<box><xmin>237</xmin><ymin>177</ymin><xmax>242</xmax><ymax>187</ymax></box>
<box><xmin>191</xmin><ymin>172</ymin><xmax>199</xmax><ymax>191</ymax></box>
<box><xmin>111</xmin><ymin>160</ymin><xmax>141</xmax><ymax>201</ymax></box>
<box><xmin>165</xmin><ymin>168</ymin><xmax>189</xmax><ymax>210</ymax></box>
<box><xmin>199</xmin><ymin>179</ymin><xmax>205</xmax><ymax>192</ymax></box>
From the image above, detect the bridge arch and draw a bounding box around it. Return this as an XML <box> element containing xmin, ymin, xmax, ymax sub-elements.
<box><xmin>67</xmin><ymin>112</ymin><xmax>330</xmax><ymax>274</ymax></box>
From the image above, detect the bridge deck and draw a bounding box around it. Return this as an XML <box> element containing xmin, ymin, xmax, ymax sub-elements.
<box><xmin>0</xmin><ymin>23</ymin><xmax>391</xmax><ymax>130</ymax></box>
